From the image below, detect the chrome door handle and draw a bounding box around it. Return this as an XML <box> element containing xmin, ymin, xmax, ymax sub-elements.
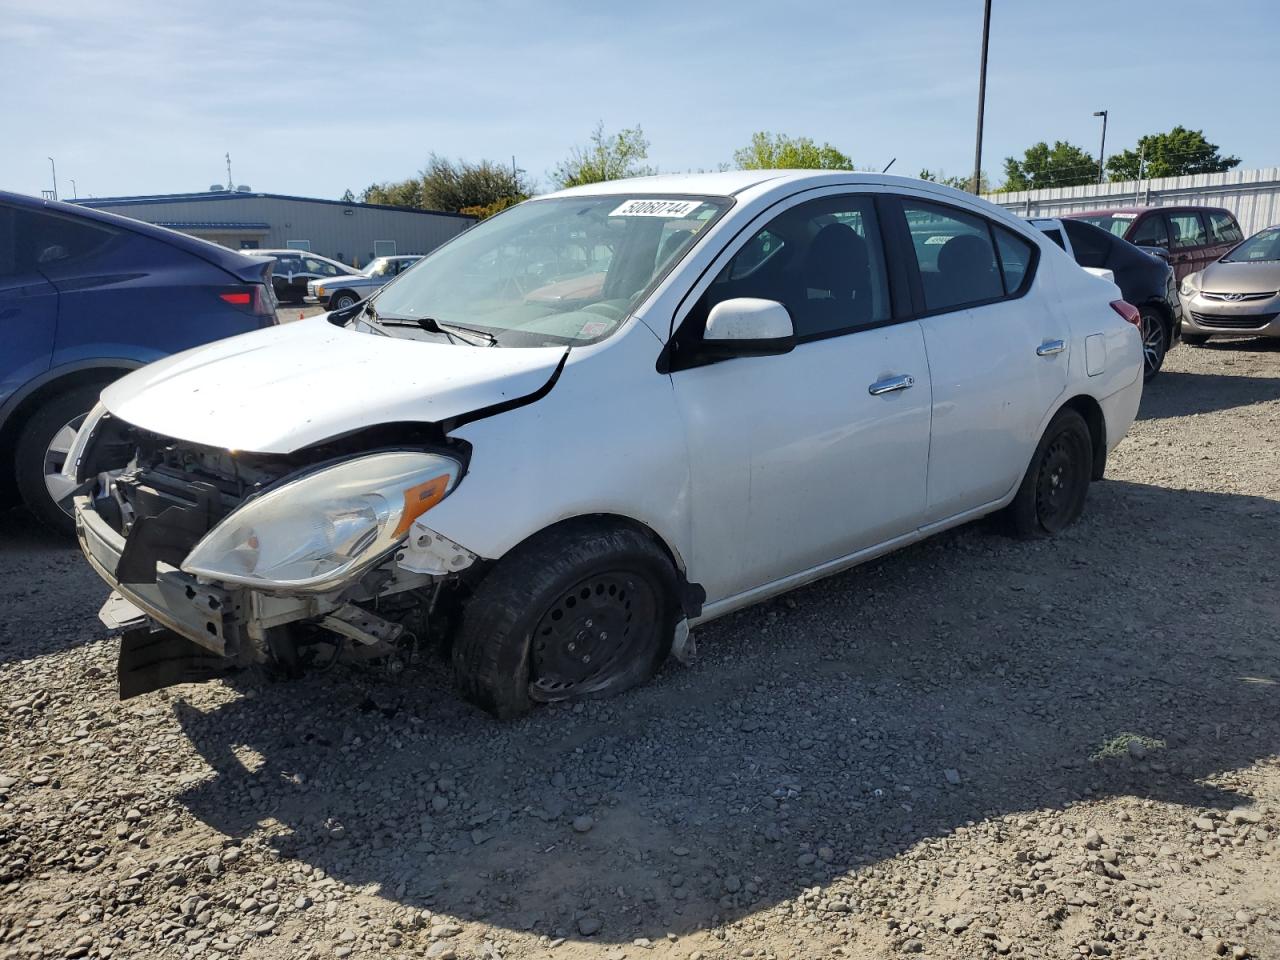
<box><xmin>1036</xmin><ymin>339</ymin><xmax>1066</xmax><ymax>356</ymax></box>
<box><xmin>868</xmin><ymin>374</ymin><xmax>915</xmax><ymax>396</ymax></box>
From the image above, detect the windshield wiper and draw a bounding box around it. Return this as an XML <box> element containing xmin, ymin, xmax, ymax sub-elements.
<box><xmin>413</xmin><ymin>317</ymin><xmax>498</xmax><ymax>346</ymax></box>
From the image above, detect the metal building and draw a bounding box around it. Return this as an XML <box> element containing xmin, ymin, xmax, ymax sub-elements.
<box><xmin>983</xmin><ymin>166</ymin><xmax>1280</xmax><ymax>237</ymax></box>
<box><xmin>74</xmin><ymin>190</ymin><xmax>474</xmax><ymax>268</ymax></box>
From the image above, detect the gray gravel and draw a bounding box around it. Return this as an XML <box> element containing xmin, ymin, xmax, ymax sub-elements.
<box><xmin>2</xmin><ymin>338</ymin><xmax>1279</xmax><ymax>960</ymax></box>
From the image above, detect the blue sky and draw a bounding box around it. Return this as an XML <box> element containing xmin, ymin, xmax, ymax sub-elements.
<box><xmin>3</xmin><ymin>0</ymin><xmax>1276</xmax><ymax>200</ymax></box>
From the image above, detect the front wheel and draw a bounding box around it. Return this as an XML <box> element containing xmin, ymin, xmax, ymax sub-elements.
<box><xmin>1139</xmin><ymin>308</ymin><xmax>1168</xmax><ymax>381</ymax></box>
<box><xmin>452</xmin><ymin>521</ymin><xmax>679</xmax><ymax>718</ymax></box>
<box><xmin>1003</xmin><ymin>408</ymin><xmax>1094</xmax><ymax>539</ymax></box>
<box><xmin>330</xmin><ymin>292</ymin><xmax>359</xmax><ymax>311</ymax></box>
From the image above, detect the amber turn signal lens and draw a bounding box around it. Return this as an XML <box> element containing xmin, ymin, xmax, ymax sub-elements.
<box><xmin>393</xmin><ymin>474</ymin><xmax>453</xmax><ymax>537</ymax></box>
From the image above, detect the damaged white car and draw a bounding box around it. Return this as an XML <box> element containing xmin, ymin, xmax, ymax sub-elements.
<box><xmin>67</xmin><ymin>172</ymin><xmax>1143</xmax><ymax>717</ymax></box>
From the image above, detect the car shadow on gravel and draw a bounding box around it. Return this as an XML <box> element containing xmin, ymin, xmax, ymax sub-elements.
<box><xmin>1138</xmin><ymin>369</ymin><xmax>1280</xmax><ymax>420</ymax></box>
<box><xmin>0</xmin><ymin>507</ymin><xmax>102</xmax><ymax>665</ymax></box>
<box><xmin>171</xmin><ymin>479</ymin><xmax>1280</xmax><ymax>945</ymax></box>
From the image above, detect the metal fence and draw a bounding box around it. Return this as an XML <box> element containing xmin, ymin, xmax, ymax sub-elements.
<box><xmin>982</xmin><ymin>167</ymin><xmax>1280</xmax><ymax>236</ymax></box>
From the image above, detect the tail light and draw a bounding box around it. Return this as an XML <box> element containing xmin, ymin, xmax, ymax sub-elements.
<box><xmin>220</xmin><ymin>284</ymin><xmax>278</xmax><ymax>326</ymax></box>
<box><xmin>1110</xmin><ymin>300</ymin><xmax>1141</xmax><ymax>328</ymax></box>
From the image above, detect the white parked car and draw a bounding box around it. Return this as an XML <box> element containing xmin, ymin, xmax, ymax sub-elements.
<box><xmin>306</xmin><ymin>254</ymin><xmax>422</xmax><ymax>310</ymax></box>
<box><xmin>66</xmin><ymin>172</ymin><xmax>1143</xmax><ymax>717</ymax></box>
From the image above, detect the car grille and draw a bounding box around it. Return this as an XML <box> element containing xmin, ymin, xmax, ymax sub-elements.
<box><xmin>1200</xmin><ymin>290</ymin><xmax>1277</xmax><ymax>302</ymax></box>
<box><xmin>1190</xmin><ymin>311</ymin><xmax>1278</xmax><ymax>329</ymax></box>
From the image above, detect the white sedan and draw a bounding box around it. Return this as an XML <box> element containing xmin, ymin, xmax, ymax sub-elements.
<box><xmin>67</xmin><ymin>172</ymin><xmax>1143</xmax><ymax>717</ymax></box>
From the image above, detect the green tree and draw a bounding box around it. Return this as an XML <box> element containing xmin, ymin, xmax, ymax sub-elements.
<box><xmin>918</xmin><ymin>168</ymin><xmax>991</xmax><ymax>193</ymax></box>
<box><xmin>1002</xmin><ymin>141</ymin><xmax>1097</xmax><ymax>191</ymax></box>
<box><xmin>1105</xmin><ymin>126</ymin><xmax>1241</xmax><ymax>181</ymax></box>
<box><xmin>339</xmin><ymin>188</ymin><xmax>355</xmax><ymax>203</ymax></box>
<box><xmin>553</xmin><ymin>123</ymin><xmax>654</xmax><ymax>188</ymax></box>
<box><xmin>733</xmin><ymin>132</ymin><xmax>852</xmax><ymax>170</ymax></box>
<box><xmin>361</xmin><ymin>155</ymin><xmax>528</xmax><ymax>213</ymax></box>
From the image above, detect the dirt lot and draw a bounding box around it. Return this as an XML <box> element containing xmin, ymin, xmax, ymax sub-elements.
<box><xmin>1</xmin><ymin>339</ymin><xmax>1278</xmax><ymax>960</ymax></box>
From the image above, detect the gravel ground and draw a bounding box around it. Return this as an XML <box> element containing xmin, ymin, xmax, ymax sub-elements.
<box><xmin>1</xmin><ymin>339</ymin><xmax>1278</xmax><ymax>960</ymax></box>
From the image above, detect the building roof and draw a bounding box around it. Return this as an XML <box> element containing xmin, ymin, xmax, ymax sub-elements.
<box><xmin>74</xmin><ymin>191</ymin><xmax>476</xmax><ymax>220</ymax></box>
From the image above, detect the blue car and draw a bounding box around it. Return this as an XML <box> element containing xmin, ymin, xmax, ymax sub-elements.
<box><xmin>0</xmin><ymin>191</ymin><xmax>277</xmax><ymax>532</ymax></box>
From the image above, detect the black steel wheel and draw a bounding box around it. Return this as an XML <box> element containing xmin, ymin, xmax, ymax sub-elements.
<box><xmin>1139</xmin><ymin>308</ymin><xmax>1168</xmax><ymax>381</ymax></box>
<box><xmin>1003</xmin><ymin>407</ymin><xmax>1094</xmax><ymax>539</ymax></box>
<box><xmin>452</xmin><ymin>520</ymin><xmax>678</xmax><ymax>718</ymax></box>
<box><xmin>529</xmin><ymin>570</ymin><xmax>659</xmax><ymax>702</ymax></box>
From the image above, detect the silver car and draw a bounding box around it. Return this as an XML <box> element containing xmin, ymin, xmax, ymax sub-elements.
<box><xmin>1180</xmin><ymin>225</ymin><xmax>1280</xmax><ymax>343</ymax></box>
<box><xmin>307</xmin><ymin>255</ymin><xmax>422</xmax><ymax>310</ymax></box>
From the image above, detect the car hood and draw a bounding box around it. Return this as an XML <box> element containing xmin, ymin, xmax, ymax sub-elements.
<box><xmin>1198</xmin><ymin>260</ymin><xmax>1280</xmax><ymax>294</ymax></box>
<box><xmin>100</xmin><ymin>316</ymin><xmax>567</xmax><ymax>454</ymax></box>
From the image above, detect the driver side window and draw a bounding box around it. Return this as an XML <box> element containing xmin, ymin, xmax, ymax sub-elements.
<box><xmin>695</xmin><ymin>194</ymin><xmax>892</xmax><ymax>341</ymax></box>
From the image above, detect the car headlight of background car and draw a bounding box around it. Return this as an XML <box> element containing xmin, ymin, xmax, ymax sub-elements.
<box><xmin>1180</xmin><ymin>273</ymin><xmax>1200</xmax><ymax>297</ymax></box>
<box><xmin>315</xmin><ymin>284</ymin><xmax>327</xmax><ymax>297</ymax></box>
<box><xmin>182</xmin><ymin>451</ymin><xmax>462</xmax><ymax>592</ymax></box>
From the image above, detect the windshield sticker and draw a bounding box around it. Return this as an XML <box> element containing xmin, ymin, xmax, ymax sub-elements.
<box><xmin>578</xmin><ymin>319</ymin><xmax>610</xmax><ymax>338</ymax></box>
<box><xmin>610</xmin><ymin>199</ymin><xmax>704</xmax><ymax>218</ymax></box>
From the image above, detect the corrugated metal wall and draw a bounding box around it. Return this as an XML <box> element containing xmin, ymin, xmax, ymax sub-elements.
<box><xmin>81</xmin><ymin>194</ymin><xmax>474</xmax><ymax>267</ymax></box>
<box><xmin>983</xmin><ymin>167</ymin><xmax>1280</xmax><ymax>236</ymax></box>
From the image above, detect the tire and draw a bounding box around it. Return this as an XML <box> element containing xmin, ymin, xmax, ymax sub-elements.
<box><xmin>1139</xmin><ymin>308</ymin><xmax>1168</xmax><ymax>381</ymax></box>
<box><xmin>452</xmin><ymin>520</ymin><xmax>679</xmax><ymax>719</ymax></box>
<box><xmin>14</xmin><ymin>383</ymin><xmax>105</xmax><ymax>535</ymax></box>
<box><xmin>1003</xmin><ymin>408</ymin><xmax>1094</xmax><ymax>539</ymax></box>
<box><xmin>331</xmin><ymin>292</ymin><xmax>358</xmax><ymax>311</ymax></box>
<box><xmin>1182</xmin><ymin>333</ymin><xmax>1210</xmax><ymax>346</ymax></box>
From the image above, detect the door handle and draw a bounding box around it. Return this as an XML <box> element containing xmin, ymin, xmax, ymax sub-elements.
<box><xmin>1036</xmin><ymin>339</ymin><xmax>1066</xmax><ymax>357</ymax></box>
<box><xmin>868</xmin><ymin>374</ymin><xmax>915</xmax><ymax>396</ymax></box>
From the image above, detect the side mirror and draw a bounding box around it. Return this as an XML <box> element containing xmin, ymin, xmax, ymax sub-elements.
<box><xmin>1138</xmin><ymin>245</ymin><xmax>1170</xmax><ymax>262</ymax></box>
<box><xmin>700</xmin><ymin>298</ymin><xmax>795</xmax><ymax>357</ymax></box>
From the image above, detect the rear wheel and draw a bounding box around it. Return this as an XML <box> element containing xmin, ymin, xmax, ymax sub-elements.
<box><xmin>1182</xmin><ymin>333</ymin><xmax>1210</xmax><ymax>346</ymax></box>
<box><xmin>1139</xmin><ymin>308</ymin><xmax>1168</xmax><ymax>380</ymax></box>
<box><xmin>1003</xmin><ymin>408</ymin><xmax>1094</xmax><ymax>539</ymax></box>
<box><xmin>452</xmin><ymin>520</ymin><xmax>678</xmax><ymax>718</ymax></box>
<box><xmin>14</xmin><ymin>383</ymin><xmax>104</xmax><ymax>535</ymax></box>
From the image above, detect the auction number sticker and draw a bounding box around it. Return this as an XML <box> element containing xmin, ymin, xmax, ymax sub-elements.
<box><xmin>609</xmin><ymin>198</ymin><xmax>703</xmax><ymax>218</ymax></box>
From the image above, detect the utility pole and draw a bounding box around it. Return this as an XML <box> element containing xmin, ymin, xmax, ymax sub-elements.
<box><xmin>971</xmin><ymin>0</ymin><xmax>993</xmax><ymax>194</ymax></box>
<box><xmin>1093</xmin><ymin>110</ymin><xmax>1108</xmax><ymax>184</ymax></box>
<box><xmin>226</xmin><ymin>152</ymin><xmax>234</xmax><ymax>191</ymax></box>
<box><xmin>70</xmin><ymin>179</ymin><xmax>77</xmax><ymax>199</ymax></box>
<box><xmin>47</xmin><ymin>157</ymin><xmax>58</xmax><ymax>200</ymax></box>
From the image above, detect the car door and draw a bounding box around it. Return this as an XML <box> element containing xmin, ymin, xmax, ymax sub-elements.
<box><xmin>667</xmin><ymin>189</ymin><xmax>932</xmax><ymax>604</ymax></box>
<box><xmin>891</xmin><ymin>194</ymin><xmax>1068</xmax><ymax>523</ymax></box>
<box><xmin>1166</xmin><ymin>210</ymin><xmax>1210</xmax><ymax>280</ymax></box>
<box><xmin>273</xmin><ymin>254</ymin><xmax>303</xmax><ymax>300</ymax></box>
<box><xmin>0</xmin><ymin>205</ymin><xmax>59</xmax><ymax>409</ymax></box>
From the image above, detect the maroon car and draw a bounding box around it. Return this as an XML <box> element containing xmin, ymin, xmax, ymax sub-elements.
<box><xmin>1063</xmin><ymin>206</ymin><xmax>1243</xmax><ymax>281</ymax></box>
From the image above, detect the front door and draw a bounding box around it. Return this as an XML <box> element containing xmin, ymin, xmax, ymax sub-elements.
<box><xmin>1166</xmin><ymin>210</ymin><xmax>1211</xmax><ymax>281</ymax></box>
<box><xmin>890</xmin><ymin>195</ymin><xmax>1069</xmax><ymax>522</ymax></box>
<box><xmin>668</xmin><ymin>190</ymin><xmax>933</xmax><ymax>605</ymax></box>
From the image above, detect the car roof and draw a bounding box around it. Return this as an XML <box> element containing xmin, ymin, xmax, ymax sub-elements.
<box><xmin>540</xmin><ymin>169</ymin><xmax>966</xmax><ymax>200</ymax></box>
<box><xmin>1063</xmin><ymin>205</ymin><xmax>1233</xmax><ymax>218</ymax></box>
<box><xmin>0</xmin><ymin>189</ymin><xmax>267</xmax><ymax>275</ymax></box>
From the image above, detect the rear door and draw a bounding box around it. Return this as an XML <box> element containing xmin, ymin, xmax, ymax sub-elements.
<box><xmin>892</xmin><ymin>195</ymin><xmax>1068</xmax><ymax>523</ymax></box>
<box><xmin>0</xmin><ymin>204</ymin><xmax>59</xmax><ymax>409</ymax></box>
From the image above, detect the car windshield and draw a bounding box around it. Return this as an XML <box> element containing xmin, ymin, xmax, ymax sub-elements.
<box><xmin>362</xmin><ymin>258</ymin><xmax>394</xmax><ymax>278</ymax></box>
<box><xmin>1073</xmin><ymin>214</ymin><xmax>1136</xmax><ymax>237</ymax></box>
<box><xmin>367</xmin><ymin>195</ymin><xmax>731</xmax><ymax>346</ymax></box>
<box><xmin>1222</xmin><ymin>227</ymin><xmax>1280</xmax><ymax>263</ymax></box>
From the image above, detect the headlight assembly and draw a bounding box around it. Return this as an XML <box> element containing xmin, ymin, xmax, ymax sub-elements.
<box><xmin>1179</xmin><ymin>274</ymin><xmax>1199</xmax><ymax>297</ymax></box>
<box><xmin>182</xmin><ymin>451</ymin><xmax>461</xmax><ymax>592</ymax></box>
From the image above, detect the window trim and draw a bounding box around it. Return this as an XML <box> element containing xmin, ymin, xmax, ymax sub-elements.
<box><xmin>660</xmin><ymin>186</ymin><xmax>911</xmax><ymax>374</ymax></box>
<box><xmin>886</xmin><ymin>194</ymin><xmax>1041</xmax><ymax>321</ymax></box>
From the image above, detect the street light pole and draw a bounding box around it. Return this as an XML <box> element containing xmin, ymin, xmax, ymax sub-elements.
<box><xmin>971</xmin><ymin>0</ymin><xmax>993</xmax><ymax>194</ymax></box>
<box><xmin>47</xmin><ymin>157</ymin><xmax>58</xmax><ymax>200</ymax></box>
<box><xmin>1093</xmin><ymin>110</ymin><xmax>1108</xmax><ymax>184</ymax></box>
<box><xmin>70</xmin><ymin>179</ymin><xmax>78</xmax><ymax>200</ymax></box>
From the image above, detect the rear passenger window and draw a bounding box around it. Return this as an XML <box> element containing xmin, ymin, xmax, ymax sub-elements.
<box><xmin>16</xmin><ymin>209</ymin><xmax>116</xmax><ymax>271</ymax></box>
<box><xmin>1208</xmin><ymin>212</ymin><xmax>1243</xmax><ymax>245</ymax></box>
<box><xmin>993</xmin><ymin>226</ymin><xmax>1035</xmax><ymax>294</ymax></box>
<box><xmin>1168</xmin><ymin>212</ymin><xmax>1208</xmax><ymax>249</ymax></box>
<box><xmin>1129</xmin><ymin>215</ymin><xmax>1169</xmax><ymax>249</ymax></box>
<box><xmin>902</xmin><ymin>201</ymin><xmax>1002</xmax><ymax>311</ymax></box>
